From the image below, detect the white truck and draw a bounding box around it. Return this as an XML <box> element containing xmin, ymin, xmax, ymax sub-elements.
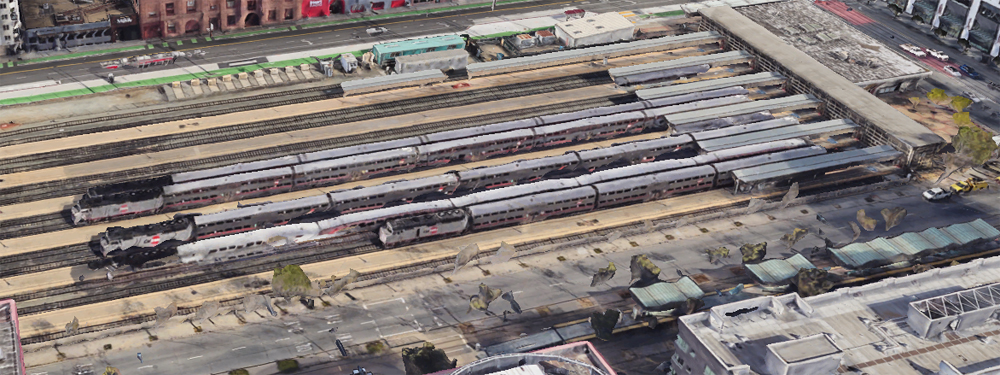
<box><xmin>927</xmin><ymin>49</ymin><xmax>949</xmax><ymax>61</ymax></box>
<box><xmin>900</xmin><ymin>44</ymin><xmax>926</xmax><ymax>57</ymax></box>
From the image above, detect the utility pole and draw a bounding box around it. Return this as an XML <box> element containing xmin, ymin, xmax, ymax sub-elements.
<box><xmin>491</xmin><ymin>0</ymin><xmax>496</xmax><ymax>11</ymax></box>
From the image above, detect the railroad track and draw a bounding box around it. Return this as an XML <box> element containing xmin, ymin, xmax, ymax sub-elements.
<box><xmin>0</xmin><ymin>73</ymin><xmax>608</xmax><ymax>174</ymax></box>
<box><xmin>16</xmin><ymin>177</ymin><xmax>926</xmax><ymax>344</ymax></box>
<box><xmin>0</xmin><ymin>243</ymin><xmax>93</xmax><ymax>278</ymax></box>
<box><xmin>0</xmin><ymin>212</ymin><xmax>72</xmax><ymax>241</ymax></box>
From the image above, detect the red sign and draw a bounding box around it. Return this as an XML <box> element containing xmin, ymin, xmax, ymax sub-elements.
<box><xmin>120</xmin><ymin>204</ymin><xmax>129</xmax><ymax>213</ymax></box>
<box><xmin>150</xmin><ymin>235</ymin><xmax>161</xmax><ymax>246</ymax></box>
<box><xmin>429</xmin><ymin>226</ymin><xmax>438</xmax><ymax>235</ymax></box>
<box><xmin>301</xmin><ymin>0</ymin><xmax>332</xmax><ymax>18</ymax></box>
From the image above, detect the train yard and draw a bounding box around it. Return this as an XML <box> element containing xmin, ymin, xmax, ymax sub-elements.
<box><xmin>3</xmin><ymin>6</ymin><xmax>993</xmax><ymax>374</ymax></box>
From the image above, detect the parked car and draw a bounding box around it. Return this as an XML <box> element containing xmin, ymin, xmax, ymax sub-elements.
<box><xmin>943</xmin><ymin>65</ymin><xmax>961</xmax><ymax>77</ymax></box>
<box><xmin>366</xmin><ymin>27</ymin><xmax>388</xmax><ymax>36</ymax></box>
<box><xmin>900</xmin><ymin>44</ymin><xmax>926</xmax><ymax>57</ymax></box>
<box><xmin>922</xmin><ymin>187</ymin><xmax>952</xmax><ymax>201</ymax></box>
<box><xmin>959</xmin><ymin>64</ymin><xmax>981</xmax><ymax>79</ymax></box>
<box><xmin>927</xmin><ymin>49</ymin><xmax>949</xmax><ymax>61</ymax></box>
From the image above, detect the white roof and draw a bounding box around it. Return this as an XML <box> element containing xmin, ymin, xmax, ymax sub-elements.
<box><xmin>555</xmin><ymin>12</ymin><xmax>635</xmax><ymax>39</ymax></box>
<box><xmin>487</xmin><ymin>365</ymin><xmax>545</xmax><ymax>375</ymax></box>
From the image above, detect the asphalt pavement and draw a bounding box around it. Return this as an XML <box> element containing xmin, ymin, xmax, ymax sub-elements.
<box><xmin>26</xmin><ymin>182</ymin><xmax>1000</xmax><ymax>375</ymax></box>
<box><xmin>0</xmin><ymin>0</ymin><xmax>683</xmax><ymax>87</ymax></box>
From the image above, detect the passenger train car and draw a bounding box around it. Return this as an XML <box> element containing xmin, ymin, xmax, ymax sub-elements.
<box><xmin>124</xmin><ymin>140</ymin><xmax>832</xmax><ymax>266</ymax></box>
<box><xmin>72</xmin><ymin>87</ymin><xmax>760</xmax><ymax>226</ymax></box>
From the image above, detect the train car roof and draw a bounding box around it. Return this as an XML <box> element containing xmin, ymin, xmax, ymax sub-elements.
<box><xmin>642</xmin><ymin>95</ymin><xmax>752</xmax><ymax>119</ymax></box>
<box><xmin>417</xmin><ymin>129</ymin><xmax>536</xmax><ymax>154</ymax></box>
<box><xmin>538</xmin><ymin>101</ymin><xmax>648</xmax><ymax>124</ymax></box>
<box><xmin>731</xmin><ymin>145</ymin><xmax>901</xmax><ymax>183</ymax></box>
<box><xmin>694</xmin><ymin>139</ymin><xmax>810</xmax><ymax>165</ymax></box>
<box><xmin>574</xmin><ymin>158</ymin><xmax>698</xmax><ymax>186</ymax></box>
<box><xmin>457</xmin><ymin>154</ymin><xmax>579</xmax><ymax>180</ymax></box>
<box><xmin>576</xmin><ymin>146</ymin><xmax>626</xmax><ymax>160</ymax></box>
<box><xmin>419</xmin><ymin>119</ymin><xmax>540</xmax><ymax>144</ymax></box>
<box><xmin>294</xmin><ymin>148</ymin><xmax>418</xmax><ymax>173</ymax></box>
<box><xmin>534</xmin><ymin>112</ymin><xmax>646</xmax><ymax>135</ymax></box>
<box><xmin>466</xmin><ymin>187</ymin><xmax>595</xmax><ymax>216</ymax></box>
<box><xmin>609</xmin><ymin>135</ymin><xmax>694</xmax><ymax>153</ymax></box>
<box><xmin>642</xmin><ymin>87</ymin><xmax>751</xmax><ymax>108</ymax></box>
<box><xmin>171</xmin><ymin>155</ymin><xmax>300</xmax><ymax>184</ymax></box>
<box><xmin>298</xmin><ymin>137</ymin><xmax>422</xmax><ymax>163</ymax></box>
<box><xmin>315</xmin><ymin>200</ymin><xmax>456</xmax><ymax>228</ymax></box>
<box><xmin>696</xmin><ymin>119</ymin><xmax>857</xmax><ymax>152</ymax></box>
<box><xmin>329</xmin><ymin>174</ymin><xmax>459</xmax><ymax>200</ymax></box>
<box><xmin>193</xmin><ymin>194</ymin><xmax>332</xmax><ymax>225</ymax></box>
<box><xmin>449</xmin><ymin>178</ymin><xmax>581</xmax><ymax>207</ymax></box>
<box><xmin>164</xmin><ymin>167</ymin><xmax>294</xmax><ymax>195</ymax></box>
<box><xmin>106</xmin><ymin>217</ymin><xmax>192</xmax><ymax>239</ymax></box>
<box><xmin>593</xmin><ymin>165</ymin><xmax>717</xmax><ymax>191</ymax></box>
<box><xmin>691</xmin><ymin>116</ymin><xmax>800</xmax><ymax>141</ymax></box>
<box><xmin>177</xmin><ymin>223</ymin><xmax>323</xmax><ymax>262</ymax></box>
<box><xmin>635</xmin><ymin>72</ymin><xmax>785</xmax><ymax>100</ymax></box>
<box><xmin>665</xmin><ymin>94</ymin><xmax>820</xmax><ymax>126</ymax></box>
<box><xmin>712</xmin><ymin>146</ymin><xmax>827</xmax><ymax>173</ymax></box>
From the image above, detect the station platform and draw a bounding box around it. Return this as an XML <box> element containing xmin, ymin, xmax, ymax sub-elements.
<box><xmin>0</xmin><ymin>84</ymin><xmax>624</xmax><ymax>188</ymax></box>
<box><xmin>0</xmin><ymin>131</ymin><xmax>672</xmax><ymax>261</ymax></box>
<box><xmin>0</xmin><ymin>196</ymin><xmax>75</xmax><ymax>222</ymax></box>
<box><xmin>12</xmin><ymin>161</ymin><xmax>897</xmax><ymax>340</ymax></box>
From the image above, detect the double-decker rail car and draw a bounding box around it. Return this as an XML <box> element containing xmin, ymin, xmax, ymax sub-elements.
<box><xmin>379</xmin><ymin>209</ymin><xmax>469</xmax><ymax>247</ymax></box>
<box><xmin>456</xmin><ymin>154</ymin><xmax>581</xmax><ymax>191</ymax></box>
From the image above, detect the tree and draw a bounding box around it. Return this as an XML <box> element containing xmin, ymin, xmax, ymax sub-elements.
<box><xmin>154</xmin><ymin>303</ymin><xmax>178</xmax><ymax>327</ymax></box>
<box><xmin>911</xmin><ymin>14</ymin><xmax>923</xmax><ymax>24</ymax></box>
<box><xmin>401</xmin><ymin>343</ymin><xmax>457</xmax><ymax>375</ymax></box>
<box><xmin>271</xmin><ymin>264</ymin><xmax>314</xmax><ymax>299</ymax></box>
<box><xmin>888</xmin><ymin>3</ymin><xmax>902</xmax><ymax>17</ymax></box>
<box><xmin>629</xmin><ymin>254</ymin><xmax>661</xmax><ymax>282</ymax></box>
<box><xmin>589</xmin><ymin>309</ymin><xmax>622</xmax><ymax>341</ymax></box>
<box><xmin>953</xmin><ymin>112</ymin><xmax>973</xmax><ymax>126</ymax></box>
<box><xmin>780</xmin><ymin>228</ymin><xmax>809</xmax><ymax>249</ymax></box>
<box><xmin>950</xmin><ymin>96</ymin><xmax>973</xmax><ymax>112</ymax></box>
<box><xmin>489</xmin><ymin>242</ymin><xmax>515</xmax><ymax>264</ymax></box>
<box><xmin>779</xmin><ymin>182</ymin><xmax>799</xmax><ymax>208</ymax></box>
<box><xmin>590</xmin><ymin>262</ymin><xmax>617</xmax><ymax>287</ymax></box>
<box><xmin>501</xmin><ymin>291</ymin><xmax>522</xmax><ymax>314</ymax></box>
<box><xmin>926</xmin><ymin>88</ymin><xmax>950</xmax><ymax>106</ymax></box>
<box><xmin>958</xmin><ymin>38</ymin><xmax>970</xmax><ymax>53</ymax></box>
<box><xmin>453</xmin><ymin>243</ymin><xmax>480</xmax><ymax>275</ymax></box>
<box><xmin>323</xmin><ymin>269</ymin><xmax>360</xmax><ymax>296</ymax></box>
<box><xmin>881</xmin><ymin>207</ymin><xmax>907</xmax><ymax>231</ymax></box>
<box><xmin>790</xmin><ymin>268</ymin><xmax>834</xmax><ymax>297</ymax></box>
<box><xmin>932</xmin><ymin>27</ymin><xmax>947</xmax><ymax>37</ymax></box>
<box><xmin>952</xmin><ymin>125</ymin><xmax>998</xmax><ymax>164</ymax></box>
<box><xmin>705</xmin><ymin>247</ymin><xmax>731</xmax><ymax>263</ymax></box>
<box><xmin>65</xmin><ymin>316</ymin><xmax>80</xmax><ymax>335</ymax></box>
<box><xmin>908</xmin><ymin>97</ymin><xmax>921</xmax><ymax>110</ymax></box>
<box><xmin>856</xmin><ymin>209</ymin><xmax>877</xmax><ymax>231</ymax></box>
<box><xmin>740</xmin><ymin>242</ymin><xmax>767</xmax><ymax>263</ymax></box>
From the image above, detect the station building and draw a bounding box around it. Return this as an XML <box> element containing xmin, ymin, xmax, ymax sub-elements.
<box><xmin>671</xmin><ymin>256</ymin><xmax>1000</xmax><ymax>375</ymax></box>
<box><xmin>894</xmin><ymin>0</ymin><xmax>1000</xmax><ymax>57</ymax></box>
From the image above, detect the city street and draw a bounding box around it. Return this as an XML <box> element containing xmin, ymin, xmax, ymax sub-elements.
<box><xmin>25</xmin><ymin>182</ymin><xmax>1000</xmax><ymax>375</ymax></box>
<box><xmin>0</xmin><ymin>0</ymin><xmax>688</xmax><ymax>87</ymax></box>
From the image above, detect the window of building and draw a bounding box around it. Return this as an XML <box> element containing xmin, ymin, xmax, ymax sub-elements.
<box><xmin>246</xmin><ymin>0</ymin><xmax>256</xmax><ymax>10</ymax></box>
<box><xmin>268</xmin><ymin>9</ymin><xmax>276</xmax><ymax>20</ymax></box>
<box><xmin>187</xmin><ymin>0</ymin><xmax>196</xmax><ymax>12</ymax></box>
<box><xmin>167</xmin><ymin>23</ymin><xmax>176</xmax><ymax>33</ymax></box>
<box><xmin>0</xmin><ymin>3</ymin><xmax>6</xmax><ymax>8</ymax></box>
<box><xmin>1</xmin><ymin>14</ymin><xmax>6</xmax><ymax>20</ymax></box>
<box><xmin>209</xmin><ymin>17</ymin><xmax>219</xmax><ymax>28</ymax></box>
<box><xmin>226</xmin><ymin>0</ymin><xmax>235</xmax><ymax>8</ymax></box>
<box><xmin>227</xmin><ymin>14</ymin><xmax>237</xmax><ymax>25</ymax></box>
<box><xmin>675</xmin><ymin>337</ymin><xmax>690</xmax><ymax>353</ymax></box>
<box><xmin>2</xmin><ymin>25</ymin><xmax>8</xmax><ymax>31</ymax></box>
<box><xmin>703</xmin><ymin>367</ymin><xmax>716</xmax><ymax>375</ymax></box>
<box><xmin>210</xmin><ymin>4</ymin><xmax>217</xmax><ymax>9</ymax></box>
<box><xmin>165</xmin><ymin>2</ymin><xmax>175</xmax><ymax>15</ymax></box>
<box><xmin>284</xmin><ymin>8</ymin><xmax>292</xmax><ymax>19</ymax></box>
<box><xmin>147</xmin><ymin>11</ymin><xmax>158</xmax><ymax>16</ymax></box>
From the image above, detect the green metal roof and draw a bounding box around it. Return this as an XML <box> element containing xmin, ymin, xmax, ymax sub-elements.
<box><xmin>744</xmin><ymin>254</ymin><xmax>816</xmax><ymax>285</ymax></box>
<box><xmin>372</xmin><ymin>35</ymin><xmax>465</xmax><ymax>55</ymax></box>
<box><xmin>830</xmin><ymin>219</ymin><xmax>1000</xmax><ymax>269</ymax></box>
<box><xmin>629</xmin><ymin>277</ymin><xmax>704</xmax><ymax>310</ymax></box>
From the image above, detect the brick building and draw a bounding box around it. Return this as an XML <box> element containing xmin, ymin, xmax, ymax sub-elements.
<box><xmin>137</xmin><ymin>0</ymin><xmax>305</xmax><ymax>39</ymax></box>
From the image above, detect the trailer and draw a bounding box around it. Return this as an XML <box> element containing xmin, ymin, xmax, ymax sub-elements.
<box><xmin>393</xmin><ymin>49</ymin><xmax>469</xmax><ymax>74</ymax></box>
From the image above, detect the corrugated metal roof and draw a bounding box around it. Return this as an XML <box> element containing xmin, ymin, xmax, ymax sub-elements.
<box><xmin>467</xmin><ymin>31</ymin><xmax>722</xmax><ymax>73</ymax></box>
<box><xmin>745</xmin><ymin>254</ymin><xmax>815</xmax><ymax>285</ymax></box>
<box><xmin>829</xmin><ymin>219</ymin><xmax>999</xmax><ymax>268</ymax></box>
<box><xmin>608</xmin><ymin>50</ymin><xmax>753</xmax><ymax>77</ymax></box>
<box><xmin>731</xmin><ymin>145</ymin><xmax>900</xmax><ymax>184</ymax></box>
<box><xmin>664</xmin><ymin>94</ymin><xmax>819</xmax><ymax>125</ymax></box>
<box><xmin>629</xmin><ymin>276</ymin><xmax>704</xmax><ymax>309</ymax></box>
<box><xmin>341</xmin><ymin>70</ymin><xmax>447</xmax><ymax>92</ymax></box>
<box><xmin>371</xmin><ymin>35</ymin><xmax>465</xmax><ymax>55</ymax></box>
<box><xmin>635</xmin><ymin>72</ymin><xmax>785</xmax><ymax>100</ymax></box>
<box><xmin>696</xmin><ymin>119</ymin><xmax>855</xmax><ymax>152</ymax></box>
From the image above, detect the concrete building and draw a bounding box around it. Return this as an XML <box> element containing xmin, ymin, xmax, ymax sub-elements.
<box><xmin>0</xmin><ymin>0</ymin><xmax>21</xmax><ymax>54</ymax></box>
<box><xmin>894</xmin><ymin>0</ymin><xmax>1000</xmax><ymax>57</ymax></box>
<box><xmin>19</xmin><ymin>0</ymin><xmax>138</xmax><ymax>52</ymax></box>
<box><xmin>444</xmin><ymin>342</ymin><xmax>617</xmax><ymax>375</ymax></box>
<box><xmin>736</xmin><ymin>0</ymin><xmax>932</xmax><ymax>95</ymax></box>
<box><xmin>554</xmin><ymin>12</ymin><xmax>635</xmax><ymax>48</ymax></box>
<box><xmin>137</xmin><ymin>0</ymin><xmax>303</xmax><ymax>39</ymax></box>
<box><xmin>671</xmin><ymin>255</ymin><xmax>1000</xmax><ymax>375</ymax></box>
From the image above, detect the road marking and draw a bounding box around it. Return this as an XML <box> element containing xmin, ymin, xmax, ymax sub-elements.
<box><xmin>363</xmin><ymin>297</ymin><xmax>406</xmax><ymax>309</ymax></box>
<box><xmin>275</xmin><ymin>337</ymin><xmax>291</xmax><ymax>342</ymax></box>
<box><xmin>188</xmin><ymin>356</ymin><xmax>203</xmax><ymax>360</ymax></box>
<box><xmin>360</xmin><ymin>320</ymin><xmax>377</xmax><ymax>325</ymax></box>
<box><xmin>445</xmin><ymin>347</ymin><xmax>467</xmax><ymax>354</ymax></box>
<box><xmin>549</xmin><ymin>283</ymin><xmax>565</xmax><ymax>287</ymax></box>
<box><xmin>327</xmin><ymin>320</ymin><xmax>342</xmax><ymax>324</ymax></box>
<box><xmin>381</xmin><ymin>329</ymin><xmax>418</xmax><ymax>339</ymax></box>
<box><xmin>29</xmin><ymin>372</ymin><xmax>47</xmax><ymax>375</ymax></box>
<box><xmin>137</xmin><ymin>366</ymin><xmax>153</xmax><ymax>370</ymax></box>
<box><xmin>336</xmin><ymin>333</ymin><xmax>353</xmax><ymax>340</ymax></box>
<box><xmin>430</xmin><ymin>334</ymin><xmax>462</xmax><ymax>343</ymax></box>
<box><xmin>232</xmin><ymin>347</ymin><xmax>246</xmax><ymax>351</ymax></box>
<box><xmin>325</xmin><ymin>314</ymin><xmax>340</xmax><ymax>319</ymax></box>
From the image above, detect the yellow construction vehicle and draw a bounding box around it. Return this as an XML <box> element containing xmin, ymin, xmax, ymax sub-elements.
<box><xmin>949</xmin><ymin>177</ymin><xmax>990</xmax><ymax>193</ymax></box>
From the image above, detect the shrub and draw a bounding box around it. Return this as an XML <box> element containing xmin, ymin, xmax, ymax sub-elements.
<box><xmin>277</xmin><ymin>359</ymin><xmax>299</xmax><ymax>373</ymax></box>
<box><xmin>366</xmin><ymin>341</ymin><xmax>385</xmax><ymax>354</ymax></box>
<box><xmin>229</xmin><ymin>370</ymin><xmax>250</xmax><ymax>375</ymax></box>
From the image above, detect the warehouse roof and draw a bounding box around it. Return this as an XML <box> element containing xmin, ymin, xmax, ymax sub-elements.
<box><xmin>635</xmin><ymin>72</ymin><xmax>786</xmax><ymax>100</ymax></box>
<box><xmin>744</xmin><ymin>254</ymin><xmax>816</xmax><ymax>286</ymax></box>
<box><xmin>829</xmin><ymin>218</ymin><xmax>1000</xmax><ymax>269</ymax></box>
<box><xmin>735</xmin><ymin>0</ymin><xmax>929</xmax><ymax>86</ymax></box>
<box><xmin>697</xmin><ymin>6</ymin><xmax>944</xmax><ymax>149</ymax></box>
<box><xmin>677</xmin><ymin>255</ymin><xmax>1000</xmax><ymax>375</ymax></box>
<box><xmin>554</xmin><ymin>12</ymin><xmax>635</xmax><ymax>40</ymax></box>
